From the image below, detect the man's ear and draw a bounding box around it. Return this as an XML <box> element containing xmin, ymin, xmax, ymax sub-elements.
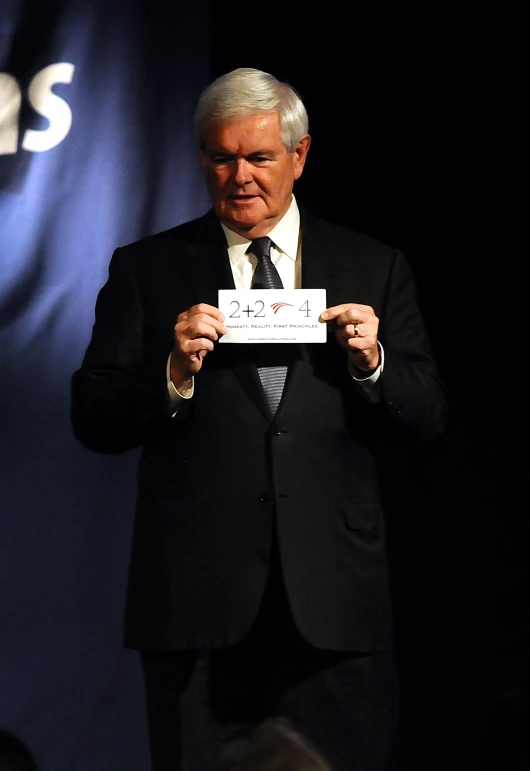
<box><xmin>197</xmin><ymin>147</ymin><xmax>207</xmax><ymax>170</ymax></box>
<box><xmin>293</xmin><ymin>134</ymin><xmax>311</xmax><ymax>180</ymax></box>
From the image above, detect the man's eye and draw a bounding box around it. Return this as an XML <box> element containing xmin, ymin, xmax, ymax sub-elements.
<box><xmin>213</xmin><ymin>157</ymin><xmax>229</xmax><ymax>165</ymax></box>
<box><xmin>253</xmin><ymin>157</ymin><xmax>270</xmax><ymax>164</ymax></box>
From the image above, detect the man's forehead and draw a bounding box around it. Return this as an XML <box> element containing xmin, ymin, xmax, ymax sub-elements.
<box><xmin>204</xmin><ymin>112</ymin><xmax>283</xmax><ymax>147</ymax></box>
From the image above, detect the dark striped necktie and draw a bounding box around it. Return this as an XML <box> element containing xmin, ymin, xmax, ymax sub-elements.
<box><xmin>247</xmin><ymin>237</ymin><xmax>288</xmax><ymax>415</ymax></box>
<box><xmin>249</xmin><ymin>236</ymin><xmax>284</xmax><ymax>290</ymax></box>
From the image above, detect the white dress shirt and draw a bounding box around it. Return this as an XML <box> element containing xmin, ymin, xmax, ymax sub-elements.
<box><xmin>167</xmin><ymin>196</ymin><xmax>383</xmax><ymax>408</ymax></box>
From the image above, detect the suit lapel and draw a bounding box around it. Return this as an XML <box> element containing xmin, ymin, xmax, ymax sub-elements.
<box><xmin>184</xmin><ymin>210</ymin><xmax>235</xmax><ymax>302</ymax></box>
<box><xmin>299</xmin><ymin>210</ymin><xmax>342</xmax><ymax>297</ymax></box>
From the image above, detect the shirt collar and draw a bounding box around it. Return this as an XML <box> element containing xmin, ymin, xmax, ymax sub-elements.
<box><xmin>220</xmin><ymin>196</ymin><xmax>300</xmax><ymax>262</ymax></box>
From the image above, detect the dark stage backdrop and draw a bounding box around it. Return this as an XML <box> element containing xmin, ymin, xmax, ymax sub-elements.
<box><xmin>0</xmin><ymin>2</ymin><xmax>210</xmax><ymax>770</ymax></box>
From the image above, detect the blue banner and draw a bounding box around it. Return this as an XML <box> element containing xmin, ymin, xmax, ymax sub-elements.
<box><xmin>0</xmin><ymin>2</ymin><xmax>210</xmax><ymax>768</ymax></box>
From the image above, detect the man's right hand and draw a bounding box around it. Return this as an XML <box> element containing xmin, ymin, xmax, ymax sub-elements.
<box><xmin>170</xmin><ymin>303</ymin><xmax>227</xmax><ymax>391</ymax></box>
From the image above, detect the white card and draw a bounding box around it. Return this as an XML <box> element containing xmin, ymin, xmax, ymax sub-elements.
<box><xmin>218</xmin><ymin>289</ymin><xmax>327</xmax><ymax>343</ymax></box>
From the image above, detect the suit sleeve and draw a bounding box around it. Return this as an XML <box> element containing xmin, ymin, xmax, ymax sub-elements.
<box><xmin>378</xmin><ymin>249</ymin><xmax>448</xmax><ymax>441</ymax></box>
<box><xmin>70</xmin><ymin>247</ymin><xmax>183</xmax><ymax>454</ymax></box>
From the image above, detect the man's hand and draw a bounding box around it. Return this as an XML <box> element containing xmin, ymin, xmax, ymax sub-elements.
<box><xmin>170</xmin><ymin>303</ymin><xmax>227</xmax><ymax>390</ymax></box>
<box><xmin>320</xmin><ymin>303</ymin><xmax>380</xmax><ymax>372</ymax></box>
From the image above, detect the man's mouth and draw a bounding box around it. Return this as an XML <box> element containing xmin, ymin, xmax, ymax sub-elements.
<box><xmin>230</xmin><ymin>194</ymin><xmax>258</xmax><ymax>204</ymax></box>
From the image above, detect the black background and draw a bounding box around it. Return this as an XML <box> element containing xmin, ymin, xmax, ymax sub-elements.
<box><xmin>209</xmin><ymin>4</ymin><xmax>528</xmax><ymax>769</ymax></box>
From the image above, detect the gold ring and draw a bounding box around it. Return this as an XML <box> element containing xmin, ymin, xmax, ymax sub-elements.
<box><xmin>353</xmin><ymin>323</ymin><xmax>359</xmax><ymax>337</ymax></box>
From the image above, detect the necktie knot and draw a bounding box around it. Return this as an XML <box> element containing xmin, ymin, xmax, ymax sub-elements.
<box><xmin>248</xmin><ymin>237</ymin><xmax>283</xmax><ymax>290</ymax></box>
<box><xmin>248</xmin><ymin>236</ymin><xmax>272</xmax><ymax>262</ymax></box>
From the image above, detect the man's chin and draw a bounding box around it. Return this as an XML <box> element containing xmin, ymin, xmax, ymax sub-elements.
<box><xmin>222</xmin><ymin>206</ymin><xmax>265</xmax><ymax>232</ymax></box>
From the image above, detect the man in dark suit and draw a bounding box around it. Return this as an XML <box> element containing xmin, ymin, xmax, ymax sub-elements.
<box><xmin>71</xmin><ymin>67</ymin><xmax>448</xmax><ymax>771</ymax></box>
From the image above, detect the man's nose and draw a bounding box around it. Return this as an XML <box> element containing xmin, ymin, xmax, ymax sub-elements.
<box><xmin>233</xmin><ymin>159</ymin><xmax>252</xmax><ymax>186</ymax></box>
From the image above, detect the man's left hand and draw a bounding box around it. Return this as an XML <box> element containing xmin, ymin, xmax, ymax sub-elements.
<box><xmin>321</xmin><ymin>303</ymin><xmax>380</xmax><ymax>372</ymax></box>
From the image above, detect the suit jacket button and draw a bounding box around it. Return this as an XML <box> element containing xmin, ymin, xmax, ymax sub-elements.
<box><xmin>259</xmin><ymin>492</ymin><xmax>272</xmax><ymax>503</ymax></box>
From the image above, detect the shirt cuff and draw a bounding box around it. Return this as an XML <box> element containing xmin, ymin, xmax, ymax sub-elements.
<box><xmin>349</xmin><ymin>341</ymin><xmax>384</xmax><ymax>384</ymax></box>
<box><xmin>348</xmin><ymin>342</ymin><xmax>384</xmax><ymax>402</ymax></box>
<box><xmin>166</xmin><ymin>354</ymin><xmax>194</xmax><ymax>410</ymax></box>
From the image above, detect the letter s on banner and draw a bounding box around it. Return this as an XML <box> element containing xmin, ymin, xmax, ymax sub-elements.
<box><xmin>22</xmin><ymin>63</ymin><xmax>75</xmax><ymax>152</ymax></box>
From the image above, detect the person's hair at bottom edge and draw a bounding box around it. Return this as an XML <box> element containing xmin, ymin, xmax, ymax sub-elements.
<box><xmin>216</xmin><ymin>716</ymin><xmax>334</xmax><ymax>771</ymax></box>
<box><xmin>0</xmin><ymin>729</ymin><xmax>38</xmax><ymax>771</ymax></box>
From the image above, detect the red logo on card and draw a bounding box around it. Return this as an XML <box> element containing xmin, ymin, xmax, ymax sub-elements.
<box><xmin>270</xmin><ymin>302</ymin><xmax>294</xmax><ymax>314</ymax></box>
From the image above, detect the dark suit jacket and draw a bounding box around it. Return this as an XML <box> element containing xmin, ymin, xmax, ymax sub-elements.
<box><xmin>70</xmin><ymin>207</ymin><xmax>448</xmax><ymax>652</ymax></box>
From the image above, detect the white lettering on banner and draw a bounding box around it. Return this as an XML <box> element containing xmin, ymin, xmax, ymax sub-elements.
<box><xmin>0</xmin><ymin>73</ymin><xmax>22</xmax><ymax>154</ymax></box>
<box><xmin>0</xmin><ymin>63</ymin><xmax>75</xmax><ymax>155</ymax></box>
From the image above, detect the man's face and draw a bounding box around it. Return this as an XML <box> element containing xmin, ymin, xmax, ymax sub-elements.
<box><xmin>198</xmin><ymin>113</ymin><xmax>310</xmax><ymax>239</ymax></box>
